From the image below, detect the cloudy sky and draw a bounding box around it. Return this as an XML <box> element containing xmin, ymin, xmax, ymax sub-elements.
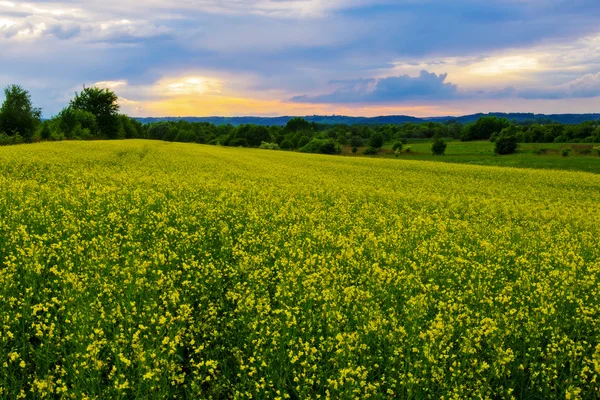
<box><xmin>2</xmin><ymin>0</ymin><xmax>600</xmax><ymax>117</ymax></box>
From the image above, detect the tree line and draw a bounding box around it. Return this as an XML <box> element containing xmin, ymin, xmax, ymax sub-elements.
<box><xmin>1</xmin><ymin>85</ymin><xmax>599</xmax><ymax>153</ymax></box>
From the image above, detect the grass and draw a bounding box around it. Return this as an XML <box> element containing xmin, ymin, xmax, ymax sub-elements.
<box><xmin>1</xmin><ymin>140</ymin><xmax>599</xmax><ymax>398</ymax></box>
<box><xmin>371</xmin><ymin>141</ymin><xmax>600</xmax><ymax>174</ymax></box>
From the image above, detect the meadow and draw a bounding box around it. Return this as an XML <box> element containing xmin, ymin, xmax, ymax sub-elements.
<box><xmin>377</xmin><ymin>141</ymin><xmax>600</xmax><ymax>174</ymax></box>
<box><xmin>1</xmin><ymin>140</ymin><xmax>599</xmax><ymax>399</ymax></box>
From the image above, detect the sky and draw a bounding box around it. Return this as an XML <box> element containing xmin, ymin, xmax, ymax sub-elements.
<box><xmin>1</xmin><ymin>0</ymin><xmax>600</xmax><ymax>118</ymax></box>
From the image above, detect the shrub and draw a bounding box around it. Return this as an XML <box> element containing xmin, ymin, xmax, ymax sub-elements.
<box><xmin>494</xmin><ymin>135</ymin><xmax>518</xmax><ymax>155</ymax></box>
<box><xmin>0</xmin><ymin>132</ymin><xmax>24</xmax><ymax>146</ymax></box>
<box><xmin>336</xmin><ymin>134</ymin><xmax>348</xmax><ymax>145</ymax></box>
<box><xmin>431</xmin><ymin>137</ymin><xmax>447</xmax><ymax>156</ymax></box>
<box><xmin>300</xmin><ymin>139</ymin><xmax>341</xmax><ymax>155</ymax></box>
<box><xmin>280</xmin><ymin>139</ymin><xmax>294</xmax><ymax>150</ymax></box>
<box><xmin>229</xmin><ymin>138</ymin><xmax>248</xmax><ymax>147</ymax></box>
<box><xmin>594</xmin><ymin>146</ymin><xmax>600</xmax><ymax>157</ymax></box>
<box><xmin>351</xmin><ymin>146</ymin><xmax>358</xmax><ymax>154</ymax></box>
<box><xmin>369</xmin><ymin>132</ymin><xmax>384</xmax><ymax>149</ymax></box>
<box><xmin>298</xmin><ymin>136</ymin><xmax>311</xmax><ymax>149</ymax></box>
<box><xmin>175</xmin><ymin>129</ymin><xmax>198</xmax><ymax>143</ymax></box>
<box><xmin>363</xmin><ymin>147</ymin><xmax>378</xmax><ymax>155</ymax></box>
<box><xmin>260</xmin><ymin>142</ymin><xmax>280</xmax><ymax>150</ymax></box>
<box><xmin>562</xmin><ymin>148</ymin><xmax>571</xmax><ymax>157</ymax></box>
<box><xmin>350</xmin><ymin>136</ymin><xmax>363</xmax><ymax>148</ymax></box>
<box><xmin>40</xmin><ymin>123</ymin><xmax>52</xmax><ymax>140</ymax></box>
<box><xmin>392</xmin><ymin>142</ymin><xmax>403</xmax><ymax>152</ymax></box>
<box><xmin>405</xmin><ymin>146</ymin><xmax>412</xmax><ymax>153</ymax></box>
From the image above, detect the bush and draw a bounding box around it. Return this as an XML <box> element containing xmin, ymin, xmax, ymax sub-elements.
<box><xmin>298</xmin><ymin>136</ymin><xmax>311</xmax><ymax>149</ymax></box>
<box><xmin>431</xmin><ymin>137</ymin><xmax>447</xmax><ymax>155</ymax></box>
<box><xmin>336</xmin><ymin>134</ymin><xmax>348</xmax><ymax>145</ymax></box>
<box><xmin>260</xmin><ymin>142</ymin><xmax>280</xmax><ymax>150</ymax></box>
<box><xmin>494</xmin><ymin>135</ymin><xmax>518</xmax><ymax>155</ymax></box>
<box><xmin>175</xmin><ymin>129</ymin><xmax>198</xmax><ymax>143</ymax></box>
<box><xmin>350</xmin><ymin>136</ymin><xmax>363</xmax><ymax>148</ymax></box>
<box><xmin>369</xmin><ymin>132</ymin><xmax>384</xmax><ymax>149</ymax></box>
<box><xmin>0</xmin><ymin>132</ymin><xmax>24</xmax><ymax>146</ymax></box>
<box><xmin>229</xmin><ymin>138</ymin><xmax>248</xmax><ymax>147</ymax></box>
<box><xmin>562</xmin><ymin>148</ymin><xmax>571</xmax><ymax>157</ymax></box>
<box><xmin>405</xmin><ymin>146</ymin><xmax>412</xmax><ymax>153</ymax></box>
<box><xmin>280</xmin><ymin>139</ymin><xmax>294</xmax><ymax>150</ymax></box>
<box><xmin>300</xmin><ymin>139</ymin><xmax>341</xmax><ymax>155</ymax></box>
<box><xmin>594</xmin><ymin>146</ymin><xmax>600</xmax><ymax>156</ymax></box>
<box><xmin>351</xmin><ymin>146</ymin><xmax>358</xmax><ymax>154</ymax></box>
<box><xmin>363</xmin><ymin>147</ymin><xmax>378</xmax><ymax>155</ymax></box>
<box><xmin>40</xmin><ymin>123</ymin><xmax>52</xmax><ymax>140</ymax></box>
<box><xmin>392</xmin><ymin>142</ymin><xmax>403</xmax><ymax>152</ymax></box>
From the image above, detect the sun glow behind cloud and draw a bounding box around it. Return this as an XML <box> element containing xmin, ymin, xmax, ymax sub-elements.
<box><xmin>468</xmin><ymin>56</ymin><xmax>540</xmax><ymax>76</ymax></box>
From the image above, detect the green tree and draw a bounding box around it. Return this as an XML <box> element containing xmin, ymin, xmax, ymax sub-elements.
<box><xmin>431</xmin><ymin>136</ymin><xmax>447</xmax><ymax>155</ymax></box>
<box><xmin>246</xmin><ymin>125</ymin><xmax>271</xmax><ymax>147</ymax></box>
<box><xmin>392</xmin><ymin>141</ymin><xmax>403</xmax><ymax>151</ymax></box>
<box><xmin>284</xmin><ymin>117</ymin><xmax>312</xmax><ymax>133</ymax></box>
<box><xmin>147</xmin><ymin>122</ymin><xmax>170</xmax><ymax>140</ymax></box>
<box><xmin>40</xmin><ymin>122</ymin><xmax>52</xmax><ymax>140</ymax></box>
<box><xmin>494</xmin><ymin>134</ymin><xmax>518</xmax><ymax>155</ymax></box>
<box><xmin>462</xmin><ymin>116</ymin><xmax>510</xmax><ymax>141</ymax></box>
<box><xmin>298</xmin><ymin>136</ymin><xmax>311</xmax><ymax>149</ymax></box>
<box><xmin>0</xmin><ymin>85</ymin><xmax>42</xmax><ymax>141</ymax></box>
<box><xmin>56</xmin><ymin>107</ymin><xmax>98</xmax><ymax>138</ymax></box>
<box><xmin>369</xmin><ymin>132</ymin><xmax>384</xmax><ymax>148</ymax></box>
<box><xmin>70</xmin><ymin>87</ymin><xmax>120</xmax><ymax>138</ymax></box>
<box><xmin>350</xmin><ymin>136</ymin><xmax>363</xmax><ymax>148</ymax></box>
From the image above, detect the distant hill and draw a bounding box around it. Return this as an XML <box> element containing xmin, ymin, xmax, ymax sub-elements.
<box><xmin>135</xmin><ymin>113</ymin><xmax>600</xmax><ymax>126</ymax></box>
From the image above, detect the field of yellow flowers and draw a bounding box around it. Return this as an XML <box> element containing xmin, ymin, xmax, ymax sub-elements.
<box><xmin>1</xmin><ymin>140</ymin><xmax>599</xmax><ymax>399</ymax></box>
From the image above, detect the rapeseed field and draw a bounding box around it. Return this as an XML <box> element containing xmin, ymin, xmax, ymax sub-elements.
<box><xmin>1</xmin><ymin>140</ymin><xmax>599</xmax><ymax>399</ymax></box>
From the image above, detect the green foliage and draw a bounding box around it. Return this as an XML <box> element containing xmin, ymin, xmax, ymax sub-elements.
<box><xmin>350</xmin><ymin>135</ymin><xmax>363</xmax><ymax>148</ymax></box>
<box><xmin>56</xmin><ymin>107</ymin><xmax>98</xmax><ymax>139</ymax></box>
<box><xmin>495</xmin><ymin>135</ymin><xmax>518</xmax><ymax>155</ymax></box>
<box><xmin>392</xmin><ymin>141</ymin><xmax>403</xmax><ymax>151</ymax></box>
<box><xmin>70</xmin><ymin>87</ymin><xmax>120</xmax><ymax>138</ymax></box>
<box><xmin>369</xmin><ymin>132</ymin><xmax>384</xmax><ymax>148</ymax></box>
<box><xmin>246</xmin><ymin>125</ymin><xmax>271</xmax><ymax>147</ymax></box>
<box><xmin>147</xmin><ymin>122</ymin><xmax>171</xmax><ymax>140</ymax></box>
<box><xmin>0</xmin><ymin>132</ymin><xmax>24</xmax><ymax>146</ymax></box>
<box><xmin>284</xmin><ymin>117</ymin><xmax>313</xmax><ymax>133</ymax></box>
<box><xmin>229</xmin><ymin>138</ymin><xmax>249</xmax><ymax>147</ymax></box>
<box><xmin>40</xmin><ymin>122</ymin><xmax>52</xmax><ymax>140</ymax></box>
<box><xmin>462</xmin><ymin>116</ymin><xmax>510</xmax><ymax>141</ymax></box>
<box><xmin>175</xmin><ymin>129</ymin><xmax>198</xmax><ymax>143</ymax></box>
<box><xmin>0</xmin><ymin>84</ymin><xmax>42</xmax><ymax>141</ymax></box>
<box><xmin>259</xmin><ymin>142</ymin><xmax>280</xmax><ymax>150</ymax></box>
<box><xmin>431</xmin><ymin>137</ymin><xmax>447</xmax><ymax>155</ymax></box>
<box><xmin>280</xmin><ymin>139</ymin><xmax>294</xmax><ymax>150</ymax></box>
<box><xmin>363</xmin><ymin>146</ymin><xmax>378</xmax><ymax>155</ymax></box>
<box><xmin>336</xmin><ymin>134</ymin><xmax>348</xmax><ymax>145</ymax></box>
<box><xmin>562</xmin><ymin>148</ymin><xmax>571</xmax><ymax>157</ymax></box>
<box><xmin>300</xmin><ymin>139</ymin><xmax>341</xmax><ymax>155</ymax></box>
<box><xmin>351</xmin><ymin>146</ymin><xmax>358</xmax><ymax>154</ymax></box>
<box><xmin>298</xmin><ymin>136</ymin><xmax>311</xmax><ymax>149</ymax></box>
<box><xmin>594</xmin><ymin>146</ymin><xmax>600</xmax><ymax>157</ymax></box>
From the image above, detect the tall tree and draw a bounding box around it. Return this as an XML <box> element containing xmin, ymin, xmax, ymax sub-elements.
<box><xmin>70</xmin><ymin>87</ymin><xmax>120</xmax><ymax>138</ymax></box>
<box><xmin>0</xmin><ymin>85</ymin><xmax>42</xmax><ymax>141</ymax></box>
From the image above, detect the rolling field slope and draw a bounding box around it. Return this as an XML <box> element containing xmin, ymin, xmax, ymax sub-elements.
<box><xmin>1</xmin><ymin>141</ymin><xmax>599</xmax><ymax>398</ymax></box>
